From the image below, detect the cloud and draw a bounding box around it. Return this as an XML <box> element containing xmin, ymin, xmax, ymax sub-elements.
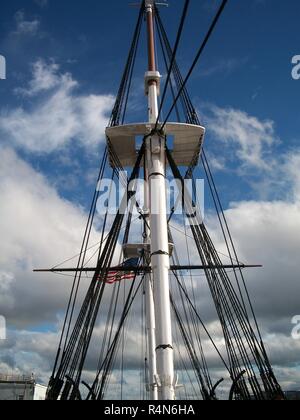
<box><xmin>16</xmin><ymin>61</ymin><xmax>63</xmax><ymax>96</ymax></box>
<box><xmin>0</xmin><ymin>147</ymin><xmax>128</xmax><ymax>388</ymax></box>
<box><xmin>0</xmin><ymin>272</ymin><xmax>15</xmax><ymax>310</ymax></box>
<box><xmin>215</xmin><ymin>200</ymin><xmax>300</xmax><ymax>320</ymax></box>
<box><xmin>202</xmin><ymin>105</ymin><xmax>300</xmax><ymax>203</ymax></box>
<box><xmin>0</xmin><ymin>98</ymin><xmax>300</xmax><ymax>395</ymax></box>
<box><xmin>170</xmin><ymin>183</ymin><xmax>300</xmax><ymax>390</ymax></box>
<box><xmin>246</xmin><ymin>145</ymin><xmax>300</xmax><ymax>203</ymax></box>
<box><xmin>0</xmin><ymin>146</ymin><xmax>96</xmax><ymax>325</ymax></box>
<box><xmin>199</xmin><ymin>57</ymin><xmax>249</xmax><ymax>78</ymax></box>
<box><xmin>205</xmin><ymin>106</ymin><xmax>278</xmax><ymax>171</ymax></box>
<box><xmin>200</xmin><ymin>156</ymin><xmax>300</xmax><ymax>389</ymax></box>
<box><xmin>0</xmin><ymin>60</ymin><xmax>114</xmax><ymax>153</ymax></box>
<box><xmin>283</xmin><ymin>151</ymin><xmax>300</xmax><ymax>202</ymax></box>
<box><xmin>205</xmin><ymin>154</ymin><xmax>226</xmax><ymax>171</ymax></box>
<box><xmin>169</xmin><ymin>105</ymin><xmax>300</xmax><ymax>390</ymax></box>
<box><xmin>34</xmin><ymin>0</ymin><xmax>48</xmax><ymax>8</ymax></box>
<box><xmin>0</xmin><ymin>329</ymin><xmax>58</xmax><ymax>384</ymax></box>
<box><xmin>167</xmin><ymin>199</ymin><xmax>300</xmax><ymax>392</ymax></box>
<box><xmin>13</xmin><ymin>11</ymin><xmax>40</xmax><ymax>36</ymax></box>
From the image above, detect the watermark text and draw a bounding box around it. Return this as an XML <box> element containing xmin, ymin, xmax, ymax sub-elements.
<box><xmin>0</xmin><ymin>316</ymin><xmax>6</xmax><ymax>340</ymax></box>
<box><xmin>292</xmin><ymin>55</ymin><xmax>300</xmax><ymax>80</ymax></box>
<box><xmin>0</xmin><ymin>55</ymin><xmax>6</xmax><ymax>80</ymax></box>
<box><xmin>292</xmin><ymin>316</ymin><xmax>300</xmax><ymax>340</ymax></box>
<box><xmin>96</xmin><ymin>174</ymin><xmax>205</xmax><ymax>224</ymax></box>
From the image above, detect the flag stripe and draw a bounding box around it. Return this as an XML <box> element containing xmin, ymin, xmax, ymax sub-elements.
<box><xmin>105</xmin><ymin>272</ymin><xmax>136</xmax><ymax>284</ymax></box>
<box><xmin>98</xmin><ymin>258</ymin><xmax>139</xmax><ymax>285</ymax></box>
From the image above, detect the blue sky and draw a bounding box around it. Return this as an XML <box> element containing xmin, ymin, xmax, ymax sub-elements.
<box><xmin>0</xmin><ymin>0</ymin><xmax>300</xmax><ymax>394</ymax></box>
<box><xmin>0</xmin><ymin>0</ymin><xmax>299</xmax><ymax>206</ymax></box>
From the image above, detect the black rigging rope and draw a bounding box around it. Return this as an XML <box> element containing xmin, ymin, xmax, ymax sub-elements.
<box><xmin>49</xmin><ymin>148</ymin><xmax>109</xmax><ymax>387</ymax></box>
<box><xmin>160</xmin><ymin>0</ymin><xmax>229</xmax><ymax>130</ymax></box>
<box><xmin>166</xmin><ymin>145</ymin><xmax>283</xmax><ymax>399</ymax></box>
<box><xmin>110</xmin><ymin>3</ymin><xmax>144</xmax><ymax>127</ymax></box>
<box><xmin>155</xmin><ymin>0</ymin><xmax>190</xmax><ymax>129</ymax></box>
<box><xmin>46</xmin><ymin>0</ymin><xmax>284</xmax><ymax>401</ymax></box>
<box><xmin>153</xmin><ymin>9</ymin><xmax>285</xmax><ymax>399</ymax></box>
<box><xmin>168</xmin><ymin>227</ymin><xmax>214</xmax><ymax>393</ymax></box>
<box><xmin>47</xmin><ymin>141</ymin><xmax>145</xmax><ymax>400</ymax></box>
<box><xmin>172</xmin><ymin>269</ymin><xmax>230</xmax><ymax>373</ymax></box>
<box><xmin>90</xmin><ymin>265</ymin><xmax>147</xmax><ymax>400</ymax></box>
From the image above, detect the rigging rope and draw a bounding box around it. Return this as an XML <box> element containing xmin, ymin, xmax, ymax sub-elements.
<box><xmin>46</xmin><ymin>0</ymin><xmax>284</xmax><ymax>401</ymax></box>
<box><xmin>166</xmin><ymin>145</ymin><xmax>284</xmax><ymax>399</ymax></box>
<box><xmin>160</xmin><ymin>0</ymin><xmax>228</xmax><ymax>130</ymax></box>
<box><xmin>155</xmin><ymin>0</ymin><xmax>191</xmax><ymax>129</ymax></box>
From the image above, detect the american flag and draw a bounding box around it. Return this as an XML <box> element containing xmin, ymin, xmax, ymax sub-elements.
<box><xmin>105</xmin><ymin>258</ymin><xmax>140</xmax><ymax>284</ymax></box>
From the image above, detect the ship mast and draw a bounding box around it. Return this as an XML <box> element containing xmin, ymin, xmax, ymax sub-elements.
<box><xmin>144</xmin><ymin>0</ymin><xmax>175</xmax><ymax>401</ymax></box>
<box><xmin>38</xmin><ymin>0</ymin><xmax>285</xmax><ymax>402</ymax></box>
<box><xmin>144</xmin><ymin>0</ymin><xmax>158</xmax><ymax>400</ymax></box>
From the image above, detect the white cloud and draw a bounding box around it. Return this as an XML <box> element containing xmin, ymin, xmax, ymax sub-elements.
<box><xmin>205</xmin><ymin>106</ymin><xmax>278</xmax><ymax>171</ymax></box>
<box><xmin>14</xmin><ymin>11</ymin><xmax>40</xmax><ymax>36</ymax></box>
<box><xmin>0</xmin><ymin>272</ymin><xmax>15</xmax><ymax>310</ymax></box>
<box><xmin>283</xmin><ymin>151</ymin><xmax>300</xmax><ymax>202</ymax></box>
<box><xmin>169</xmin><ymin>181</ymin><xmax>300</xmax><ymax>390</ymax></box>
<box><xmin>0</xmin><ymin>146</ymin><xmax>96</xmax><ymax>325</ymax></box>
<box><xmin>199</xmin><ymin>57</ymin><xmax>249</xmax><ymax>78</ymax></box>
<box><xmin>202</xmin><ymin>105</ymin><xmax>300</xmax><ymax>206</ymax></box>
<box><xmin>16</xmin><ymin>61</ymin><xmax>63</xmax><ymax>96</ymax></box>
<box><xmin>0</xmin><ymin>60</ymin><xmax>114</xmax><ymax>153</ymax></box>
<box><xmin>0</xmin><ymin>98</ymin><xmax>299</xmax><ymax>393</ymax></box>
<box><xmin>34</xmin><ymin>0</ymin><xmax>48</xmax><ymax>8</ymax></box>
<box><xmin>245</xmin><ymin>146</ymin><xmax>300</xmax><ymax>203</ymax></box>
<box><xmin>218</xmin><ymin>200</ymin><xmax>300</xmax><ymax>316</ymax></box>
<box><xmin>170</xmin><ymin>103</ymin><xmax>300</xmax><ymax>390</ymax></box>
<box><xmin>205</xmin><ymin>154</ymin><xmax>226</xmax><ymax>172</ymax></box>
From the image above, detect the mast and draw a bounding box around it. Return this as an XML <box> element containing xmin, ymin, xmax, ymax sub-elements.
<box><xmin>144</xmin><ymin>0</ymin><xmax>175</xmax><ymax>400</ymax></box>
<box><xmin>38</xmin><ymin>0</ymin><xmax>285</xmax><ymax>401</ymax></box>
<box><xmin>144</xmin><ymin>165</ymin><xmax>158</xmax><ymax>401</ymax></box>
<box><xmin>144</xmin><ymin>0</ymin><xmax>158</xmax><ymax>401</ymax></box>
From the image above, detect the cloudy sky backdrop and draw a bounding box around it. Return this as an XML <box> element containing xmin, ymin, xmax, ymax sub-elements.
<box><xmin>0</xmin><ymin>0</ymin><xmax>300</xmax><ymax>397</ymax></box>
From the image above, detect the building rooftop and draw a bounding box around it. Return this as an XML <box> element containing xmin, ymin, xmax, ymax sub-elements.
<box><xmin>0</xmin><ymin>374</ymin><xmax>35</xmax><ymax>384</ymax></box>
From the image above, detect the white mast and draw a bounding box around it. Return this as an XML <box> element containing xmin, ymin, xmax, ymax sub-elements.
<box><xmin>144</xmin><ymin>0</ymin><xmax>175</xmax><ymax>401</ymax></box>
<box><xmin>144</xmin><ymin>158</ymin><xmax>158</xmax><ymax>400</ymax></box>
<box><xmin>106</xmin><ymin>0</ymin><xmax>204</xmax><ymax>400</ymax></box>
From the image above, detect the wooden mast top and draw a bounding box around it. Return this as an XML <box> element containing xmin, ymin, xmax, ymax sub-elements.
<box><xmin>145</xmin><ymin>1</ymin><xmax>157</xmax><ymax>73</ymax></box>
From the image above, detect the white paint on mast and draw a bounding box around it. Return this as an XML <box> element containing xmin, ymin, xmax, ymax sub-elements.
<box><xmin>144</xmin><ymin>0</ymin><xmax>175</xmax><ymax>400</ymax></box>
<box><xmin>144</xmin><ymin>0</ymin><xmax>159</xmax><ymax>401</ymax></box>
<box><xmin>144</xmin><ymin>162</ymin><xmax>158</xmax><ymax>400</ymax></box>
